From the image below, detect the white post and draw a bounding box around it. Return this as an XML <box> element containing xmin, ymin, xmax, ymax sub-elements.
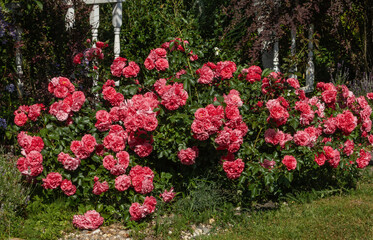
<box><xmin>112</xmin><ymin>2</ymin><xmax>122</xmax><ymax>58</ymax></box>
<box><xmin>15</xmin><ymin>26</ymin><xmax>23</xmax><ymax>98</ymax></box>
<box><xmin>273</xmin><ymin>37</ymin><xmax>280</xmax><ymax>72</ymax></box>
<box><xmin>90</xmin><ymin>4</ymin><xmax>100</xmax><ymax>47</ymax></box>
<box><xmin>65</xmin><ymin>0</ymin><xmax>75</xmax><ymax>30</ymax></box>
<box><xmin>290</xmin><ymin>27</ymin><xmax>297</xmax><ymax>79</ymax></box>
<box><xmin>305</xmin><ymin>24</ymin><xmax>314</xmax><ymax>93</ymax></box>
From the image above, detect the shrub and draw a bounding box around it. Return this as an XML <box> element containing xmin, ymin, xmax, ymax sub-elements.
<box><xmin>7</xmin><ymin>38</ymin><xmax>372</xmax><ymax>229</ymax></box>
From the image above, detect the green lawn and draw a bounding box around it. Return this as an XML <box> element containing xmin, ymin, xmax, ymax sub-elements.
<box><xmin>202</xmin><ymin>182</ymin><xmax>373</xmax><ymax>240</ymax></box>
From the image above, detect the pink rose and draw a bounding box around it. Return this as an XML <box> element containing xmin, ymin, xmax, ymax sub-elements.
<box><xmin>282</xmin><ymin>155</ymin><xmax>297</xmax><ymax>171</ymax></box>
<box><xmin>42</xmin><ymin>172</ymin><xmax>63</xmax><ymax>189</ymax></box>
<box><xmin>222</xmin><ymin>158</ymin><xmax>245</xmax><ymax>179</ymax></box>
<box><xmin>115</xmin><ymin>174</ymin><xmax>131</xmax><ymax>191</ymax></box>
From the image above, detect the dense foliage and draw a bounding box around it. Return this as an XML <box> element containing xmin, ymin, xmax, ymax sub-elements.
<box><xmin>7</xmin><ymin>38</ymin><xmax>372</xmax><ymax>229</ymax></box>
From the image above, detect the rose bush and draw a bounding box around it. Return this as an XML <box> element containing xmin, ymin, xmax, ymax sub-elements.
<box><xmin>8</xmin><ymin>38</ymin><xmax>373</xmax><ymax>228</ymax></box>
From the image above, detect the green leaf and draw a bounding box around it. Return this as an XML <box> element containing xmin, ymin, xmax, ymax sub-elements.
<box><xmin>34</xmin><ymin>0</ymin><xmax>43</xmax><ymax>10</ymax></box>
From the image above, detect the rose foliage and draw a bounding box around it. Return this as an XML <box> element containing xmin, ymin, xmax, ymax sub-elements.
<box><xmin>10</xmin><ymin>38</ymin><xmax>373</xmax><ymax>228</ymax></box>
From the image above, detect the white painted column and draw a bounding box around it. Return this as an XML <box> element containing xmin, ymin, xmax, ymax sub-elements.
<box><xmin>305</xmin><ymin>24</ymin><xmax>314</xmax><ymax>93</ymax></box>
<box><xmin>65</xmin><ymin>0</ymin><xmax>75</xmax><ymax>30</ymax></box>
<box><xmin>273</xmin><ymin>38</ymin><xmax>280</xmax><ymax>72</ymax></box>
<box><xmin>90</xmin><ymin>4</ymin><xmax>100</xmax><ymax>47</ymax></box>
<box><xmin>112</xmin><ymin>2</ymin><xmax>122</xmax><ymax>58</ymax></box>
<box><xmin>15</xmin><ymin>26</ymin><xmax>23</xmax><ymax>98</ymax></box>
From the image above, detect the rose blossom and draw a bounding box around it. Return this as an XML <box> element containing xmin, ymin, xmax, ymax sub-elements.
<box><xmin>178</xmin><ymin>147</ymin><xmax>198</xmax><ymax>165</ymax></box>
<box><xmin>282</xmin><ymin>155</ymin><xmax>297</xmax><ymax>171</ymax></box>
<box><xmin>42</xmin><ymin>172</ymin><xmax>63</xmax><ymax>189</ymax></box>
<box><xmin>293</xmin><ymin>130</ymin><xmax>311</xmax><ymax>146</ymax></box>
<box><xmin>222</xmin><ymin>158</ymin><xmax>245</xmax><ymax>179</ymax></box>
<box><xmin>73</xmin><ymin>210</ymin><xmax>104</xmax><ymax>230</ymax></box>
<box><xmin>160</xmin><ymin>187</ymin><xmax>176</xmax><ymax>203</ymax></box>
<box><xmin>115</xmin><ymin>174</ymin><xmax>131</xmax><ymax>191</ymax></box>
<box><xmin>92</xmin><ymin>177</ymin><xmax>109</xmax><ymax>195</ymax></box>
<box><xmin>60</xmin><ymin>179</ymin><xmax>77</xmax><ymax>196</ymax></box>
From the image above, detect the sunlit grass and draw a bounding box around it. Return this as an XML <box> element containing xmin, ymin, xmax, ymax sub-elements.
<box><xmin>202</xmin><ymin>181</ymin><xmax>373</xmax><ymax>240</ymax></box>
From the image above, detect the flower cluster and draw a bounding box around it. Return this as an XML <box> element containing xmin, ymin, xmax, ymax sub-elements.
<box><xmin>14</xmin><ymin>104</ymin><xmax>44</xmax><ymax>126</ymax></box>
<box><xmin>103</xmin><ymin>125</ymin><xmax>128</xmax><ymax>152</ymax></box>
<box><xmin>264</xmin><ymin>128</ymin><xmax>293</xmax><ymax>148</ymax></box>
<box><xmin>144</xmin><ymin>48</ymin><xmax>169</xmax><ymax>71</ymax></box>
<box><xmin>129</xmin><ymin>196</ymin><xmax>157</xmax><ymax>221</ymax></box>
<box><xmin>102</xmin><ymin>150</ymin><xmax>130</xmax><ymax>175</ymax></box>
<box><xmin>196</xmin><ymin>61</ymin><xmax>237</xmax><ymax>84</ymax></box>
<box><xmin>93</xmin><ymin>176</ymin><xmax>109</xmax><ymax>195</ymax></box>
<box><xmin>240</xmin><ymin>65</ymin><xmax>262</xmax><ymax>83</ymax></box>
<box><xmin>73</xmin><ymin>210</ymin><xmax>104</xmax><ymax>230</ymax></box>
<box><xmin>48</xmin><ymin>77</ymin><xmax>86</xmax><ymax>122</ymax></box>
<box><xmin>58</xmin><ymin>152</ymin><xmax>81</xmax><ymax>171</ymax></box>
<box><xmin>154</xmin><ymin>78</ymin><xmax>188</xmax><ymax>110</ymax></box>
<box><xmin>109</xmin><ymin>91</ymin><xmax>159</xmax><ymax>133</ymax></box>
<box><xmin>70</xmin><ymin>134</ymin><xmax>97</xmax><ymax>159</ymax></box>
<box><xmin>129</xmin><ymin>165</ymin><xmax>154</xmax><ymax>194</ymax></box>
<box><xmin>16</xmin><ymin>131</ymin><xmax>44</xmax><ymax>176</ymax></box>
<box><xmin>215</xmin><ymin>92</ymin><xmax>248</xmax><ymax>153</ymax></box>
<box><xmin>177</xmin><ymin>147</ymin><xmax>199</xmax><ymax>165</ymax></box>
<box><xmin>222</xmin><ymin>158</ymin><xmax>245</xmax><ymax>179</ymax></box>
<box><xmin>48</xmin><ymin>77</ymin><xmax>75</xmax><ymax>98</ymax></box>
<box><xmin>266</xmin><ymin>97</ymin><xmax>290</xmax><ymax>126</ymax></box>
<box><xmin>42</xmin><ymin>172</ymin><xmax>62</xmax><ymax>189</ymax></box>
<box><xmin>110</xmin><ymin>57</ymin><xmax>140</xmax><ymax>78</ymax></box>
<box><xmin>191</xmin><ymin>104</ymin><xmax>224</xmax><ymax>140</ymax></box>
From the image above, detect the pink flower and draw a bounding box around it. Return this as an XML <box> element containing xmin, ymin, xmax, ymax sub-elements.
<box><xmin>264</xmin><ymin>129</ymin><xmax>279</xmax><ymax>145</ymax></box>
<box><xmin>73</xmin><ymin>210</ymin><xmax>104</xmax><ymax>230</ymax></box>
<box><xmin>14</xmin><ymin>112</ymin><xmax>28</xmax><ymax>126</ymax></box>
<box><xmin>314</xmin><ymin>152</ymin><xmax>326</xmax><ymax>166</ymax></box>
<box><xmin>103</xmin><ymin>155</ymin><xmax>116</xmax><ymax>170</ymax></box>
<box><xmin>196</xmin><ymin>65</ymin><xmax>214</xmax><ymax>84</ymax></box>
<box><xmin>336</xmin><ymin>110</ymin><xmax>357</xmax><ymax>135</ymax></box>
<box><xmin>356</xmin><ymin>149</ymin><xmax>371</xmax><ymax>168</ymax></box>
<box><xmin>323</xmin><ymin>146</ymin><xmax>335</xmax><ymax>159</ymax></box>
<box><xmin>282</xmin><ymin>155</ymin><xmax>297</xmax><ymax>171</ymax></box>
<box><xmin>155</xmin><ymin>58</ymin><xmax>169</xmax><ymax>71</ymax></box>
<box><xmin>129</xmin><ymin>165</ymin><xmax>154</xmax><ymax>194</ymax></box>
<box><xmin>222</xmin><ymin>158</ymin><xmax>245</xmax><ymax>179</ymax></box>
<box><xmin>244</xmin><ymin>65</ymin><xmax>262</xmax><ymax>83</ymax></box>
<box><xmin>129</xmin><ymin>196</ymin><xmax>157</xmax><ymax>221</ymax></box>
<box><xmin>286</xmin><ymin>78</ymin><xmax>300</xmax><ymax>89</ymax></box>
<box><xmin>160</xmin><ymin>188</ymin><xmax>176</xmax><ymax>203</ymax></box>
<box><xmin>115</xmin><ymin>174</ymin><xmax>131</xmax><ymax>191</ymax></box>
<box><xmin>73</xmin><ymin>53</ymin><xmax>84</xmax><ymax>65</ymax></box>
<box><xmin>216</xmin><ymin>61</ymin><xmax>237</xmax><ymax>80</ymax></box>
<box><xmin>92</xmin><ymin>177</ymin><xmax>109</xmax><ymax>195</ymax></box>
<box><xmin>293</xmin><ymin>130</ymin><xmax>311</xmax><ymax>146</ymax></box>
<box><xmin>144</xmin><ymin>57</ymin><xmax>155</xmax><ymax>70</ymax></box>
<box><xmin>343</xmin><ymin>140</ymin><xmax>354</xmax><ymax>156</ymax></box>
<box><xmin>122</xmin><ymin>61</ymin><xmax>140</xmax><ymax>78</ymax></box>
<box><xmin>178</xmin><ymin>148</ymin><xmax>198</xmax><ymax>165</ymax></box>
<box><xmin>81</xmin><ymin>134</ymin><xmax>97</xmax><ymax>153</ymax></box>
<box><xmin>60</xmin><ymin>179</ymin><xmax>77</xmax><ymax>196</ymax></box>
<box><xmin>129</xmin><ymin>202</ymin><xmax>146</xmax><ymax>221</ymax></box>
<box><xmin>260</xmin><ymin>159</ymin><xmax>276</xmax><ymax>170</ymax></box>
<box><xmin>42</xmin><ymin>172</ymin><xmax>63</xmax><ymax>189</ymax></box>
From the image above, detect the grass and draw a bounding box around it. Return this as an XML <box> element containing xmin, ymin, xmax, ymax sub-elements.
<box><xmin>3</xmin><ymin>163</ymin><xmax>373</xmax><ymax>240</ymax></box>
<box><xmin>201</xmin><ymin>167</ymin><xmax>373</xmax><ymax>240</ymax></box>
